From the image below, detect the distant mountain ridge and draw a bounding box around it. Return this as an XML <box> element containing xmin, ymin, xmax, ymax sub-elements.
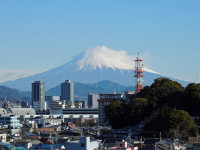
<box><xmin>0</xmin><ymin>46</ymin><xmax>190</xmax><ymax>90</ymax></box>
<box><xmin>0</xmin><ymin>86</ymin><xmax>31</xmax><ymax>103</ymax></box>
<box><xmin>46</xmin><ymin>80</ymin><xmax>134</xmax><ymax>100</ymax></box>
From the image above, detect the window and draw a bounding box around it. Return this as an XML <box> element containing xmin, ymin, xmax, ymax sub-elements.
<box><xmin>120</xmin><ymin>144</ymin><xmax>122</xmax><ymax>148</ymax></box>
<box><xmin>81</xmin><ymin>143</ymin><xmax>85</xmax><ymax>147</ymax></box>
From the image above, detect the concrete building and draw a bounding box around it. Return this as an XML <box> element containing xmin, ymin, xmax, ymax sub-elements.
<box><xmin>61</xmin><ymin>80</ymin><xmax>74</xmax><ymax>106</ymax></box>
<box><xmin>75</xmin><ymin>101</ymin><xmax>82</xmax><ymax>108</ymax></box>
<box><xmin>124</xmin><ymin>91</ymin><xmax>135</xmax><ymax>102</ymax></box>
<box><xmin>65</xmin><ymin>136</ymin><xmax>100</xmax><ymax>150</ymax></box>
<box><xmin>98</xmin><ymin>94</ymin><xmax>123</xmax><ymax>126</ymax></box>
<box><xmin>88</xmin><ymin>93</ymin><xmax>99</xmax><ymax>108</ymax></box>
<box><xmin>49</xmin><ymin>99</ymin><xmax>64</xmax><ymax>114</ymax></box>
<box><xmin>75</xmin><ymin>101</ymin><xmax>87</xmax><ymax>108</ymax></box>
<box><xmin>45</xmin><ymin>96</ymin><xmax>60</xmax><ymax>108</ymax></box>
<box><xmin>32</xmin><ymin>81</ymin><xmax>46</xmax><ymax>111</ymax></box>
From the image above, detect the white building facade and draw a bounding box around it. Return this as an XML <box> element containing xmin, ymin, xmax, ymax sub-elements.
<box><xmin>88</xmin><ymin>93</ymin><xmax>99</xmax><ymax>108</ymax></box>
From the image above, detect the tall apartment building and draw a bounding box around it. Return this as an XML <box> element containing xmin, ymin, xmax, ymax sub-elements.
<box><xmin>88</xmin><ymin>93</ymin><xmax>99</xmax><ymax>108</ymax></box>
<box><xmin>61</xmin><ymin>80</ymin><xmax>74</xmax><ymax>106</ymax></box>
<box><xmin>98</xmin><ymin>94</ymin><xmax>123</xmax><ymax>126</ymax></box>
<box><xmin>32</xmin><ymin>81</ymin><xmax>46</xmax><ymax>111</ymax></box>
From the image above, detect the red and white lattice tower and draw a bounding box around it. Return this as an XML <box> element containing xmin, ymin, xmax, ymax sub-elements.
<box><xmin>134</xmin><ymin>53</ymin><xmax>144</xmax><ymax>92</ymax></box>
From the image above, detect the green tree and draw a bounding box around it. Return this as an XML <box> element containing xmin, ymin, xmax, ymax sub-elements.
<box><xmin>144</xmin><ymin>107</ymin><xmax>197</xmax><ymax>139</ymax></box>
<box><xmin>136</xmin><ymin>86</ymin><xmax>150</xmax><ymax>98</ymax></box>
<box><xmin>184</xmin><ymin>83</ymin><xmax>200</xmax><ymax>115</ymax></box>
<box><xmin>128</xmin><ymin>98</ymin><xmax>149</xmax><ymax>125</ymax></box>
<box><xmin>148</xmin><ymin>78</ymin><xmax>184</xmax><ymax>107</ymax></box>
<box><xmin>104</xmin><ymin>100</ymin><xmax>127</xmax><ymax>129</ymax></box>
<box><xmin>168</xmin><ymin>109</ymin><xmax>197</xmax><ymax>139</ymax></box>
<box><xmin>143</xmin><ymin>105</ymin><xmax>172</xmax><ymax>136</ymax></box>
<box><xmin>105</xmin><ymin>98</ymin><xmax>149</xmax><ymax>128</ymax></box>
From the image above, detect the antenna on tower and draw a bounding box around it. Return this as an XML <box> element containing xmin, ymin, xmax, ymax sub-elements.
<box><xmin>134</xmin><ymin>53</ymin><xmax>144</xmax><ymax>92</ymax></box>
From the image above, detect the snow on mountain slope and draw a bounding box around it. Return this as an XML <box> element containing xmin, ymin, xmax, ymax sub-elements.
<box><xmin>77</xmin><ymin>46</ymin><xmax>133</xmax><ymax>70</ymax></box>
<box><xmin>77</xmin><ymin>46</ymin><xmax>157</xmax><ymax>73</ymax></box>
<box><xmin>0</xmin><ymin>46</ymin><xmax>189</xmax><ymax>91</ymax></box>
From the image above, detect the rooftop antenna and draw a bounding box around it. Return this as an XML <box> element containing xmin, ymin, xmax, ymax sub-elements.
<box><xmin>134</xmin><ymin>53</ymin><xmax>144</xmax><ymax>92</ymax></box>
<box><xmin>113</xmin><ymin>90</ymin><xmax>116</xmax><ymax>94</ymax></box>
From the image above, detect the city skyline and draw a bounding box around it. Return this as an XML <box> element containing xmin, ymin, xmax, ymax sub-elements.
<box><xmin>0</xmin><ymin>1</ymin><xmax>200</xmax><ymax>82</ymax></box>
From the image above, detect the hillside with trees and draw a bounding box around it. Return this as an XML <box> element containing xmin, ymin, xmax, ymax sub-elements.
<box><xmin>105</xmin><ymin>77</ymin><xmax>199</xmax><ymax>140</ymax></box>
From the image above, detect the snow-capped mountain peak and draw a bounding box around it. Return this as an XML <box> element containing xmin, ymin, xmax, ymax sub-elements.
<box><xmin>77</xmin><ymin>46</ymin><xmax>133</xmax><ymax>70</ymax></box>
<box><xmin>77</xmin><ymin>46</ymin><xmax>157</xmax><ymax>74</ymax></box>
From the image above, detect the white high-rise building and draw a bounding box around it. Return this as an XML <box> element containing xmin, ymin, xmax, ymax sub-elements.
<box><xmin>32</xmin><ymin>81</ymin><xmax>46</xmax><ymax>111</ymax></box>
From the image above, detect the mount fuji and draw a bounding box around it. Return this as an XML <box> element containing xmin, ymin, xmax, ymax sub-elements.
<box><xmin>1</xmin><ymin>46</ymin><xmax>190</xmax><ymax>91</ymax></box>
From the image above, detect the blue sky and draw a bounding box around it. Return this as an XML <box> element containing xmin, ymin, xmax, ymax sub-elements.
<box><xmin>0</xmin><ymin>0</ymin><xmax>200</xmax><ymax>82</ymax></box>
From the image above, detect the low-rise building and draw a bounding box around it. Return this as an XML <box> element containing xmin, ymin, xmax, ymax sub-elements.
<box><xmin>49</xmin><ymin>100</ymin><xmax>63</xmax><ymax>114</ymax></box>
<box><xmin>63</xmin><ymin>108</ymin><xmax>98</xmax><ymax>115</ymax></box>
<box><xmin>15</xmin><ymin>139</ymin><xmax>33</xmax><ymax>150</ymax></box>
<box><xmin>124</xmin><ymin>91</ymin><xmax>135</xmax><ymax>102</ymax></box>
<box><xmin>75</xmin><ymin>101</ymin><xmax>82</xmax><ymax>108</ymax></box>
<box><xmin>45</xmin><ymin>96</ymin><xmax>60</xmax><ymax>108</ymax></box>
<box><xmin>0</xmin><ymin>114</ymin><xmax>20</xmax><ymax>129</ymax></box>
<box><xmin>35</xmin><ymin>128</ymin><xmax>56</xmax><ymax>133</ymax></box>
<box><xmin>88</xmin><ymin>93</ymin><xmax>99</xmax><ymax>108</ymax></box>
<box><xmin>75</xmin><ymin>101</ymin><xmax>87</xmax><ymax>108</ymax></box>
<box><xmin>30</xmin><ymin>143</ymin><xmax>65</xmax><ymax>150</ymax></box>
<box><xmin>105</xmin><ymin>140</ymin><xmax>138</xmax><ymax>150</ymax></box>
